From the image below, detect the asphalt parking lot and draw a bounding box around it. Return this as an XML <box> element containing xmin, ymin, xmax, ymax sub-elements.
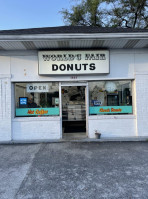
<box><xmin>0</xmin><ymin>142</ymin><xmax>148</xmax><ymax>199</ymax></box>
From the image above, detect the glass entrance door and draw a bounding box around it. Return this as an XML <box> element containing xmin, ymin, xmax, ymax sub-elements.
<box><xmin>62</xmin><ymin>86</ymin><xmax>86</xmax><ymax>134</ymax></box>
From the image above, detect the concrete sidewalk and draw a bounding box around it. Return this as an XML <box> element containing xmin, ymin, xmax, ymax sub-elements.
<box><xmin>0</xmin><ymin>142</ymin><xmax>148</xmax><ymax>199</ymax></box>
<box><xmin>0</xmin><ymin>136</ymin><xmax>148</xmax><ymax>144</ymax></box>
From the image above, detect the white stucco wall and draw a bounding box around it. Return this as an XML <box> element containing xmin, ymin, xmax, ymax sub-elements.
<box><xmin>0</xmin><ymin>56</ymin><xmax>10</xmax><ymax>75</ymax></box>
<box><xmin>0</xmin><ymin>49</ymin><xmax>148</xmax><ymax>141</ymax></box>
<box><xmin>10</xmin><ymin>49</ymin><xmax>135</xmax><ymax>82</ymax></box>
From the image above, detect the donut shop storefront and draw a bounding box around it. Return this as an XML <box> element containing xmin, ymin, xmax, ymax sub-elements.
<box><xmin>13</xmin><ymin>50</ymin><xmax>134</xmax><ymax>141</ymax></box>
<box><xmin>1</xmin><ymin>26</ymin><xmax>148</xmax><ymax>142</ymax></box>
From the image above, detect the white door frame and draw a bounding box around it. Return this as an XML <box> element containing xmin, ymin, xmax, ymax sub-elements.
<box><xmin>59</xmin><ymin>82</ymin><xmax>89</xmax><ymax>138</ymax></box>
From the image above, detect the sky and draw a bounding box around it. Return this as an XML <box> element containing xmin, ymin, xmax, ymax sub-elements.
<box><xmin>0</xmin><ymin>0</ymin><xmax>75</xmax><ymax>30</ymax></box>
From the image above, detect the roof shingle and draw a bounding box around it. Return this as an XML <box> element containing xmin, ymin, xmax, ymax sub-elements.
<box><xmin>0</xmin><ymin>26</ymin><xmax>148</xmax><ymax>35</ymax></box>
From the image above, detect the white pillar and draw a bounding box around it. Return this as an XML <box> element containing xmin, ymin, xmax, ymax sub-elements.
<box><xmin>0</xmin><ymin>75</ymin><xmax>12</xmax><ymax>141</ymax></box>
<box><xmin>135</xmin><ymin>72</ymin><xmax>148</xmax><ymax>136</ymax></box>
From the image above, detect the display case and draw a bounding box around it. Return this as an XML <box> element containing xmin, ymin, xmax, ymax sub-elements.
<box><xmin>62</xmin><ymin>104</ymin><xmax>86</xmax><ymax>121</ymax></box>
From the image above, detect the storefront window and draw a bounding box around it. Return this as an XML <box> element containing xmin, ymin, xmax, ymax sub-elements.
<box><xmin>89</xmin><ymin>81</ymin><xmax>132</xmax><ymax>115</ymax></box>
<box><xmin>15</xmin><ymin>82</ymin><xmax>59</xmax><ymax>117</ymax></box>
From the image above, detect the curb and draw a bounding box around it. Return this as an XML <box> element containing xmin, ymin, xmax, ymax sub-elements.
<box><xmin>0</xmin><ymin>137</ymin><xmax>148</xmax><ymax>144</ymax></box>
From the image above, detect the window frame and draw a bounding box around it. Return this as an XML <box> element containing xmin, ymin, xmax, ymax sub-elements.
<box><xmin>88</xmin><ymin>80</ymin><xmax>133</xmax><ymax>115</ymax></box>
<box><xmin>14</xmin><ymin>82</ymin><xmax>60</xmax><ymax>118</ymax></box>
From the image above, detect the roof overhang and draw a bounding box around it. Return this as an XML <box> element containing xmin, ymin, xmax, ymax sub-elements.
<box><xmin>0</xmin><ymin>33</ymin><xmax>148</xmax><ymax>50</ymax></box>
<box><xmin>1</xmin><ymin>32</ymin><xmax>148</xmax><ymax>40</ymax></box>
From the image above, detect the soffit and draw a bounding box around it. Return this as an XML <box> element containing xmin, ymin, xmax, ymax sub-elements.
<box><xmin>0</xmin><ymin>38</ymin><xmax>148</xmax><ymax>50</ymax></box>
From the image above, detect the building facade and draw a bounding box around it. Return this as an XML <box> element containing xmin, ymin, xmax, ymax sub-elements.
<box><xmin>0</xmin><ymin>26</ymin><xmax>148</xmax><ymax>141</ymax></box>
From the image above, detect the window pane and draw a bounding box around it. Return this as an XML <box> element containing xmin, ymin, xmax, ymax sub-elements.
<box><xmin>89</xmin><ymin>81</ymin><xmax>132</xmax><ymax>115</ymax></box>
<box><xmin>15</xmin><ymin>82</ymin><xmax>59</xmax><ymax>117</ymax></box>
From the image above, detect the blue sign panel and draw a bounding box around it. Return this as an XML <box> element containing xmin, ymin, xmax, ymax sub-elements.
<box><xmin>89</xmin><ymin>106</ymin><xmax>133</xmax><ymax>115</ymax></box>
<box><xmin>19</xmin><ymin>97</ymin><xmax>28</xmax><ymax>105</ymax></box>
<box><xmin>16</xmin><ymin>107</ymin><xmax>59</xmax><ymax>116</ymax></box>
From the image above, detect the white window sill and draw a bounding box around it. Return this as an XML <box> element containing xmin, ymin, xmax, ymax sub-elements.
<box><xmin>88</xmin><ymin>114</ymin><xmax>136</xmax><ymax>120</ymax></box>
<box><xmin>13</xmin><ymin>116</ymin><xmax>60</xmax><ymax>122</ymax></box>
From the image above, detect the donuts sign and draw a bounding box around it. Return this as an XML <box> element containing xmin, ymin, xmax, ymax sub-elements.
<box><xmin>38</xmin><ymin>50</ymin><xmax>109</xmax><ymax>75</ymax></box>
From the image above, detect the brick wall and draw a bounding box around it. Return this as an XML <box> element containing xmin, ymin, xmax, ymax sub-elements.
<box><xmin>12</xmin><ymin>117</ymin><xmax>61</xmax><ymax>140</ymax></box>
<box><xmin>88</xmin><ymin>115</ymin><xmax>136</xmax><ymax>138</ymax></box>
<box><xmin>135</xmin><ymin>72</ymin><xmax>148</xmax><ymax>136</ymax></box>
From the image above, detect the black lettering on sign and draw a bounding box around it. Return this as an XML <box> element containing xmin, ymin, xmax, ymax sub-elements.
<box><xmin>51</xmin><ymin>55</ymin><xmax>56</xmax><ymax>61</ymax></box>
<box><xmin>52</xmin><ymin>64</ymin><xmax>58</xmax><ymax>71</ymax></box>
<box><xmin>63</xmin><ymin>54</ymin><xmax>68</xmax><ymax>61</ymax></box>
<box><xmin>100</xmin><ymin>54</ymin><xmax>106</xmax><ymax>60</ymax></box>
<box><xmin>67</xmin><ymin>64</ymin><xmax>73</xmax><ymax>71</ymax></box>
<box><xmin>76</xmin><ymin>54</ymin><xmax>82</xmax><ymax>61</ymax></box>
<box><xmin>85</xmin><ymin>53</ymin><xmax>106</xmax><ymax>60</ymax></box>
<box><xmin>43</xmin><ymin>54</ymin><xmax>82</xmax><ymax>61</ymax></box>
<box><xmin>52</xmin><ymin>63</ymin><xmax>96</xmax><ymax>72</ymax></box>
<box><xmin>60</xmin><ymin>64</ymin><xmax>66</xmax><ymax>71</ymax></box>
<box><xmin>82</xmin><ymin>63</ymin><xmax>88</xmax><ymax>70</ymax></box>
<box><xmin>89</xmin><ymin>63</ymin><xmax>96</xmax><ymax>70</ymax></box>
<box><xmin>57</xmin><ymin>55</ymin><xmax>63</xmax><ymax>61</ymax></box>
<box><xmin>75</xmin><ymin>64</ymin><xmax>81</xmax><ymax>71</ymax></box>
<box><xmin>85</xmin><ymin>54</ymin><xmax>96</xmax><ymax>60</ymax></box>
<box><xmin>29</xmin><ymin>86</ymin><xmax>33</xmax><ymax>90</ymax></box>
<box><xmin>42</xmin><ymin>55</ymin><xmax>50</xmax><ymax>61</ymax></box>
<box><xmin>68</xmin><ymin>54</ymin><xmax>75</xmax><ymax>61</ymax></box>
<box><xmin>95</xmin><ymin>54</ymin><xmax>100</xmax><ymax>60</ymax></box>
